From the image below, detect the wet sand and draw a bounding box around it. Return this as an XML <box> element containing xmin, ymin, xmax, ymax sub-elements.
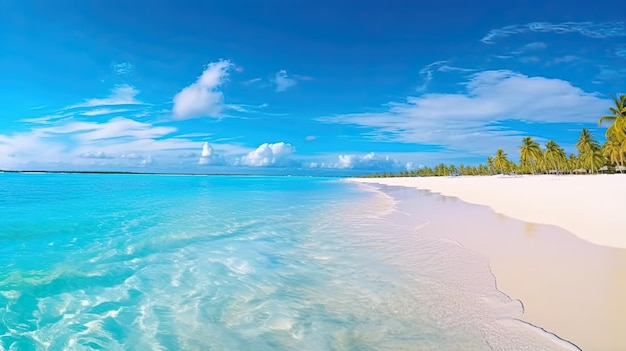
<box><xmin>350</xmin><ymin>181</ymin><xmax>626</xmax><ymax>351</ymax></box>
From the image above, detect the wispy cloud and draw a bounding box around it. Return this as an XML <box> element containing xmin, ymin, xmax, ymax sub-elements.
<box><xmin>616</xmin><ymin>46</ymin><xmax>626</xmax><ymax>58</ymax></box>
<box><xmin>274</xmin><ymin>70</ymin><xmax>297</xmax><ymax>92</ymax></box>
<box><xmin>417</xmin><ymin>61</ymin><xmax>476</xmax><ymax>91</ymax></box>
<box><xmin>79</xmin><ymin>151</ymin><xmax>115</xmax><ymax>159</ymax></box>
<box><xmin>551</xmin><ymin>55</ymin><xmax>580</xmax><ymax>64</ymax></box>
<box><xmin>0</xmin><ymin>116</ymin><xmax>204</xmax><ymax>169</ymax></box>
<box><xmin>511</xmin><ymin>42</ymin><xmax>548</xmax><ymax>55</ymax></box>
<box><xmin>20</xmin><ymin>112</ymin><xmax>74</xmax><ymax>124</ymax></box>
<box><xmin>321</xmin><ymin>70</ymin><xmax>609</xmax><ymax>156</ymax></box>
<box><xmin>67</xmin><ymin>84</ymin><xmax>143</xmax><ymax>109</ymax></box>
<box><xmin>417</xmin><ymin>61</ymin><xmax>447</xmax><ymax>92</ymax></box>
<box><xmin>80</xmin><ymin>108</ymin><xmax>132</xmax><ymax>117</ymax></box>
<box><xmin>113</xmin><ymin>62</ymin><xmax>133</xmax><ymax>75</ymax></box>
<box><xmin>593</xmin><ymin>66</ymin><xmax>626</xmax><ymax>83</ymax></box>
<box><xmin>242</xmin><ymin>77</ymin><xmax>263</xmax><ymax>86</ymax></box>
<box><xmin>482</xmin><ymin>21</ymin><xmax>626</xmax><ymax>44</ymax></box>
<box><xmin>171</xmin><ymin>60</ymin><xmax>231</xmax><ymax>120</ymax></box>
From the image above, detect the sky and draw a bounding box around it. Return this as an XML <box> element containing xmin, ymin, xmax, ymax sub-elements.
<box><xmin>1</xmin><ymin>0</ymin><xmax>625</xmax><ymax>175</ymax></box>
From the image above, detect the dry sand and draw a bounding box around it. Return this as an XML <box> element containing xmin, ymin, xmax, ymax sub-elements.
<box><xmin>349</xmin><ymin>175</ymin><xmax>626</xmax><ymax>351</ymax></box>
<box><xmin>353</xmin><ymin>174</ymin><xmax>626</xmax><ymax>249</ymax></box>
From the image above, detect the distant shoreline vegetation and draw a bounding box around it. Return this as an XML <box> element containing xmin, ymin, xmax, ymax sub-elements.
<box><xmin>359</xmin><ymin>94</ymin><xmax>626</xmax><ymax>178</ymax></box>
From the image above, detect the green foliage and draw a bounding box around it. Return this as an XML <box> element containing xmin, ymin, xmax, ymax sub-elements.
<box><xmin>356</xmin><ymin>95</ymin><xmax>625</xmax><ymax>178</ymax></box>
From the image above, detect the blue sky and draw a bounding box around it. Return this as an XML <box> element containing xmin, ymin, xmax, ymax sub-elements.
<box><xmin>1</xmin><ymin>0</ymin><xmax>624</xmax><ymax>174</ymax></box>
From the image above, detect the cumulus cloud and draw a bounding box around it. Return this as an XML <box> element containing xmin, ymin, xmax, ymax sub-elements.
<box><xmin>68</xmin><ymin>84</ymin><xmax>143</xmax><ymax>109</ymax></box>
<box><xmin>274</xmin><ymin>70</ymin><xmax>297</xmax><ymax>92</ymax></box>
<box><xmin>308</xmin><ymin>152</ymin><xmax>403</xmax><ymax>170</ymax></box>
<box><xmin>172</xmin><ymin>60</ymin><xmax>231</xmax><ymax>119</ymax></box>
<box><xmin>336</xmin><ymin>152</ymin><xmax>401</xmax><ymax>170</ymax></box>
<box><xmin>198</xmin><ymin>142</ymin><xmax>225</xmax><ymax>165</ymax></box>
<box><xmin>482</xmin><ymin>21</ymin><xmax>626</xmax><ymax>44</ymax></box>
<box><xmin>240</xmin><ymin>142</ymin><xmax>295</xmax><ymax>166</ymax></box>
<box><xmin>321</xmin><ymin>70</ymin><xmax>609</xmax><ymax>156</ymax></box>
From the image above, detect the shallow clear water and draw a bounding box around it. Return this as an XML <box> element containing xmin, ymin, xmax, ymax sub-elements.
<box><xmin>0</xmin><ymin>174</ymin><xmax>577</xmax><ymax>350</ymax></box>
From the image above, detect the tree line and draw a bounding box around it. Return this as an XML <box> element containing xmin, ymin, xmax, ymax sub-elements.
<box><xmin>359</xmin><ymin>94</ymin><xmax>626</xmax><ymax>178</ymax></box>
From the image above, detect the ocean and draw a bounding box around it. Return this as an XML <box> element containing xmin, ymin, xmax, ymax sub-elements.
<box><xmin>0</xmin><ymin>173</ymin><xmax>578</xmax><ymax>350</ymax></box>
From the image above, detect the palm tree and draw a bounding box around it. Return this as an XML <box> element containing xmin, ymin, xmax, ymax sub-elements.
<box><xmin>493</xmin><ymin>149</ymin><xmax>509</xmax><ymax>174</ymax></box>
<box><xmin>544</xmin><ymin>140</ymin><xmax>566</xmax><ymax>174</ymax></box>
<box><xmin>486</xmin><ymin>156</ymin><xmax>495</xmax><ymax>175</ymax></box>
<box><xmin>576</xmin><ymin>128</ymin><xmax>601</xmax><ymax>155</ymax></box>
<box><xmin>589</xmin><ymin>149</ymin><xmax>606</xmax><ymax>174</ymax></box>
<box><xmin>598</xmin><ymin>94</ymin><xmax>626</xmax><ymax>140</ymax></box>
<box><xmin>519</xmin><ymin>136</ymin><xmax>542</xmax><ymax>174</ymax></box>
<box><xmin>602</xmin><ymin>138</ymin><xmax>625</xmax><ymax>173</ymax></box>
<box><xmin>568</xmin><ymin>153</ymin><xmax>583</xmax><ymax>174</ymax></box>
<box><xmin>575</xmin><ymin>128</ymin><xmax>602</xmax><ymax>173</ymax></box>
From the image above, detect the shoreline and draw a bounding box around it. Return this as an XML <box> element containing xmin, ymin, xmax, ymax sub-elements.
<box><xmin>351</xmin><ymin>174</ymin><xmax>626</xmax><ymax>249</ymax></box>
<box><xmin>348</xmin><ymin>176</ymin><xmax>626</xmax><ymax>351</ymax></box>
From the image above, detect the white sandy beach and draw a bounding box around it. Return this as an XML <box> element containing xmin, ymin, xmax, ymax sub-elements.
<box><xmin>349</xmin><ymin>174</ymin><xmax>626</xmax><ymax>351</ymax></box>
<box><xmin>352</xmin><ymin>174</ymin><xmax>626</xmax><ymax>249</ymax></box>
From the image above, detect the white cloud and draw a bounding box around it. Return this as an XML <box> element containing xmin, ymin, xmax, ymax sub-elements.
<box><xmin>172</xmin><ymin>60</ymin><xmax>231</xmax><ymax>119</ymax></box>
<box><xmin>551</xmin><ymin>55</ymin><xmax>580</xmax><ymax>64</ymax></box>
<box><xmin>274</xmin><ymin>70</ymin><xmax>297</xmax><ymax>92</ymax></box>
<box><xmin>119</xmin><ymin>153</ymin><xmax>144</xmax><ymax>159</ymax></box>
<box><xmin>307</xmin><ymin>152</ymin><xmax>403</xmax><ymax>170</ymax></box>
<box><xmin>305</xmin><ymin>135</ymin><xmax>317</xmax><ymax>141</ymax></box>
<box><xmin>240</xmin><ymin>142</ymin><xmax>295</xmax><ymax>166</ymax></box>
<box><xmin>20</xmin><ymin>112</ymin><xmax>74</xmax><ymax>124</ymax></box>
<box><xmin>417</xmin><ymin>61</ymin><xmax>476</xmax><ymax>91</ymax></box>
<box><xmin>79</xmin><ymin>151</ymin><xmax>115</xmax><ymax>159</ymax></box>
<box><xmin>521</xmin><ymin>41</ymin><xmax>547</xmax><ymax>51</ymax></box>
<box><xmin>80</xmin><ymin>108</ymin><xmax>132</xmax><ymax>117</ymax></box>
<box><xmin>336</xmin><ymin>152</ymin><xmax>401</xmax><ymax>170</ymax></box>
<box><xmin>482</xmin><ymin>21</ymin><xmax>626</xmax><ymax>44</ymax></box>
<box><xmin>593</xmin><ymin>66</ymin><xmax>626</xmax><ymax>83</ymax></box>
<box><xmin>198</xmin><ymin>142</ymin><xmax>225</xmax><ymax>165</ymax></box>
<box><xmin>67</xmin><ymin>84</ymin><xmax>143</xmax><ymax>109</ymax></box>
<box><xmin>113</xmin><ymin>62</ymin><xmax>133</xmax><ymax>75</ymax></box>
<box><xmin>242</xmin><ymin>77</ymin><xmax>263</xmax><ymax>85</ymax></box>
<box><xmin>35</xmin><ymin>117</ymin><xmax>175</xmax><ymax>142</ymax></box>
<box><xmin>321</xmin><ymin>70</ymin><xmax>609</xmax><ymax>156</ymax></box>
<box><xmin>140</xmin><ymin>155</ymin><xmax>153</xmax><ymax>166</ymax></box>
<box><xmin>417</xmin><ymin>61</ymin><xmax>444</xmax><ymax>92</ymax></box>
<box><xmin>0</xmin><ymin>117</ymin><xmax>197</xmax><ymax>169</ymax></box>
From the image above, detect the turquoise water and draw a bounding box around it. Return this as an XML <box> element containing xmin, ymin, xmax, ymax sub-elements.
<box><xmin>0</xmin><ymin>174</ymin><xmax>577</xmax><ymax>350</ymax></box>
